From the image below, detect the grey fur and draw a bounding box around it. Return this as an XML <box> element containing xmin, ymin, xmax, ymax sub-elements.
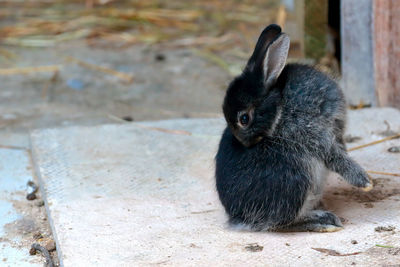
<box><xmin>215</xmin><ymin>24</ymin><xmax>372</xmax><ymax>232</ymax></box>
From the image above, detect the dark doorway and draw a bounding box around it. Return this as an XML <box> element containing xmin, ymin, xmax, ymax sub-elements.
<box><xmin>328</xmin><ymin>0</ymin><xmax>341</xmax><ymax>69</ymax></box>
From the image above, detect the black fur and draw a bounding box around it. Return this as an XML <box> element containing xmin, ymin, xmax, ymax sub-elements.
<box><xmin>215</xmin><ymin>25</ymin><xmax>371</xmax><ymax>232</ymax></box>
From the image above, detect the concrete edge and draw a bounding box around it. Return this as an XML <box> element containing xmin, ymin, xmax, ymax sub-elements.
<box><xmin>29</xmin><ymin>134</ymin><xmax>65</xmax><ymax>267</ymax></box>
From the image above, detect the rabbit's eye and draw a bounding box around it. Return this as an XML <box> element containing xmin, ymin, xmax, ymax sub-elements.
<box><xmin>237</xmin><ymin>109</ymin><xmax>253</xmax><ymax>128</ymax></box>
<box><xmin>239</xmin><ymin>113</ymin><xmax>250</xmax><ymax>126</ymax></box>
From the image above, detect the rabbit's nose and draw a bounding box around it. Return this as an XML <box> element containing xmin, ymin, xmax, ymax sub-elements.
<box><xmin>238</xmin><ymin>135</ymin><xmax>263</xmax><ymax>148</ymax></box>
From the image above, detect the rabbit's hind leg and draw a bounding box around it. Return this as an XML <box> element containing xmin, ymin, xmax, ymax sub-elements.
<box><xmin>277</xmin><ymin>210</ymin><xmax>343</xmax><ymax>232</ymax></box>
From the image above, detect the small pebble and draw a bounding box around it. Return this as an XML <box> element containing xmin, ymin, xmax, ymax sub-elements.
<box><xmin>351</xmin><ymin>240</ymin><xmax>358</xmax><ymax>244</ymax></box>
<box><xmin>33</xmin><ymin>232</ymin><xmax>43</xmax><ymax>240</ymax></box>
<box><xmin>26</xmin><ymin>181</ymin><xmax>38</xmax><ymax>201</ymax></box>
<box><xmin>155</xmin><ymin>53</ymin><xmax>166</xmax><ymax>61</ymax></box>
<box><xmin>26</xmin><ymin>193</ymin><xmax>36</xmax><ymax>201</ymax></box>
<box><xmin>388</xmin><ymin>146</ymin><xmax>400</xmax><ymax>153</ymax></box>
<box><xmin>189</xmin><ymin>243</ymin><xmax>201</xmax><ymax>248</ymax></box>
<box><xmin>245</xmin><ymin>243</ymin><xmax>263</xmax><ymax>252</ymax></box>
<box><xmin>375</xmin><ymin>226</ymin><xmax>396</xmax><ymax>232</ymax></box>
<box><xmin>122</xmin><ymin>116</ymin><xmax>134</xmax><ymax>122</ymax></box>
<box><xmin>41</xmin><ymin>238</ymin><xmax>56</xmax><ymax>252</ymax></box>
<box><xmin>35</xmin><ymin>200</ymin><xmax>45</xmax><ymax>207</ymax></box>
<box><xmin>364</xmin><ymin>203</ymin><xmax>374</xmax><ymax>208</ymax></box>
<box><xmin>29</xmin><ymin>247</ymin><xmax>37</xmax><ymax>255</ymax></box>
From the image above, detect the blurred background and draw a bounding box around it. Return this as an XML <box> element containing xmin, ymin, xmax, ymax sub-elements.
<box><xmin>0</xmin><ymin>0</ymin><xmax>399</xmax><ymax>145</ymax></box>
<box><xmin>0</xmin><ymin>0</ymin><xmax>346</xmax><ymax>146</ymax></box>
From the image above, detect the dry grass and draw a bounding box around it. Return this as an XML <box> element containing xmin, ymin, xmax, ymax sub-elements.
<box><xmin>0</xmin><ymin>0</ymin><xmax>280</xmax><ymax>52</ymax></box>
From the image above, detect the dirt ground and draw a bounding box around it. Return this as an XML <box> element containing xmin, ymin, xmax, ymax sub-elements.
<box><xmin>2</xmin><ymin>189</ymin><xmax>59</xmax><ymax>266</ymax></box>
<box><xmin>0</xmin><ymin>41</ymin><xmax>231</xmax><ymax>131</ymax></box>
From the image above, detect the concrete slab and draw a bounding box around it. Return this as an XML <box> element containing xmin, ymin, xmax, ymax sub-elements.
<box><xmin>0</xmin><ymin>148</ymin><xmax>42</xmax><ymax>267</ymax></box>
<box><xmin>31</xmin><ymin>108</ymin><xmax>400</xmax><ymax>266</ymax></box>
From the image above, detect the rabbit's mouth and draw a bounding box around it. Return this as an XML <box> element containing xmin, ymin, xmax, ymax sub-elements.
<box><xmin>236</xmin><ymin>134</ymin><xmax>264</xmax><ymax>147</ymax></box>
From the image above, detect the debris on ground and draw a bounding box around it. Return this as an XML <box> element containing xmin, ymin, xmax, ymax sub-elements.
<box><xmin>35</xmin><ymin>200</ymin><xmax>45</xmax><ymax>207</ymax></box>
<box><xmin>376</xmin><ymin>244</ymin><xmax>395</xmax><ymax>248</ymax></box>
<box><xmin>136</xmin><ymin>124</ymin><xmax>192</xmax><ymax>136</ymax></box>
<box><xmin>374</xmin><ymin>226</ymin><xmax>396</xmax><ymax>232</ymax></box>
<box><xmin>367</xmin><ymin>171</ymin><xmax>400</xmax><ymax>177</ymax></box>
<box><xmin>155</xmin><ymin>53</ymin><xmax>166</xmax><ymax>61</ymax></box>
<box><xmin>348</xmin><ymin>133</ymin><xmax>400</xmax><ymax>151</ymax></box>
<box><xmin>66</xmin><ymin>56</ymin><xmax>134</xmax><ymax>83</ymax></box>
<box><xmin>351</xmin><ymin>240</ymin><xmax>358</xmax><ymax>245</ymax></box>
<box><xmin>388</xmin><ymin>146</ymin><xmax>400</xmax><ymax>153</ymax></box>
<box><xmin>189</xmin><ymin>243</ymin><xmax>201</xmax><ymax>248</ymax></box>
<box><xmin>366</xmin><ymin>245</ymin><xmax>400</xmax><ymax>263</ymax></box>
<box><xmin>0</xmin><ymin>65</ymin><xmax>62</xmax><ymax>75</ymax></box>
<box><xmin>373</xmin><ymin>245</ymin><xmax>400</xmax><ymax>255</ymax></box>
<box><xmin>379</xmin><ymin>121</ymin><xmax>398</xmax><ymax>137</ymax></box>
<box><xmin>344</xmin><ymin>135</ymin><xmax>362</xmax><ymax>143</ymax></box>
<box><xmin>33</xmin><ymin>232</ymin><xmax>43</xmax><ymax>240</ymax></box>
<box><xmin>26</xmin><ymin>181</ymin><xmax>38</xmax><ymax>201</ymax></box>
<box><xmin>34</xmin><ymin>237</ymin><xmax>57</xmax><ymax>252</ymax></box>
<box><xmin>311</xmin><ymin>248</ymin><xmax>361</xmax><ymax>257</ymax></box>
<box><xmin>364</xmin><ymin>203</ymin><xmax>374</xmax><ymax>208</ymax></box>
<box><xmin>387</xmin><ymin>248</ymin><xmax>400</xmax><ymax>255</ymax></box>
<box><xmin>245</xmin><ymin>243</ymin><xmax>264</xmax><ymax>252</ymax></box>
<box><xmin>333</xmin><ymin>185</ymin><xmax>400</xmax><ymax>203</ymax></box>
<box><xmin>122</xmin><ymin>116</ymin><xmax>134</xmax><ymax>122</ymax></box>
<box><xmin>29</xmin><ymin>243</ymin><xmax>54</xmax><ymax>267</ymax></box>
<box><xmin>2</xmin><ymin>184</ymin><xmax>59</xmax><ymax>266</ymax></box>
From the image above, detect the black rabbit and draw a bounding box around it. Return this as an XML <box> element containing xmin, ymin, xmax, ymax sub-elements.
<box><xmin>215</xmin><ymin>24</ymin><xmax>372</xmax><ymax>232</ymax></box>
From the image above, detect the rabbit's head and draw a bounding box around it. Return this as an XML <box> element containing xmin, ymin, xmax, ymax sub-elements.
<box><xmin>223</xmin><ymin>24</ymin><xmax>290</xmax><ymax>147</ymax></box>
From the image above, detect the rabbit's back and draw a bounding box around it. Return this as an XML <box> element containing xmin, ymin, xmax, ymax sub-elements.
<box><xmin>279</xmin><ymin>64</ymin><xmax>345</xmax><ymax>119</ymax></box>
<box><xmin>274</xmin><ymin>64</ymin><xmax>346</xmax><ymax>153</ymax></box>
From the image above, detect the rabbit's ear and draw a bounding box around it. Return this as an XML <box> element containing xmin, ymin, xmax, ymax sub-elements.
<box><xmin>246</xmin><ymin>24</ymin><xmax>282</xmax><ymax>72</ymax></box>
<box><xmin>262</xmin><ymin>33</ymin><xmax>290</xmax><ymax>87</ymax></box>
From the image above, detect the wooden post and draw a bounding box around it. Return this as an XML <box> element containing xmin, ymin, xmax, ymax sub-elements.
<box><xmin>341</xmin><ymin>0</ymin><xmax>376</xmax><ymax>107</ymax></box>
<box><xmin>373</xmin><ymin>0</ymin><xmax>400</xmax><ymax>108</ymax></box>
<box><xmin>341</xmin><ymin>0</ymin><xmax>400</xmax><ymax>108</ymax></box>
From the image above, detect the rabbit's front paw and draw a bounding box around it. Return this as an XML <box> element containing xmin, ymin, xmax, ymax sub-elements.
<box><xmin>360</xmin><ymin>174</ymin><xmax>373</xmax><ymax>192</ymax></box>
<box><xmin>342</xmin><ymin>166</ymin><xmax>373</xmax><ymax>191</ymax></box>
<box><xmin>351</xmin><ymin>170</ymin><xmax>373</xmax><ymax>191</ymax></box>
